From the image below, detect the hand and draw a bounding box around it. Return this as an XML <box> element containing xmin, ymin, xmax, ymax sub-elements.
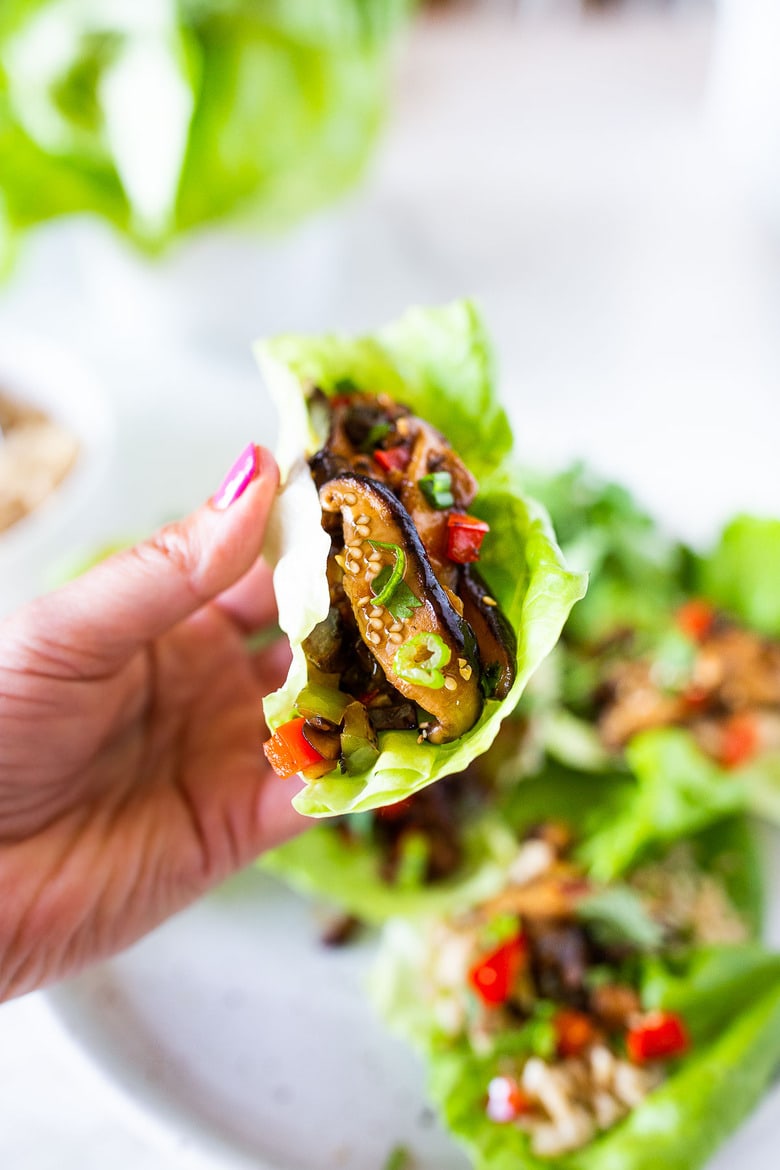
<box><xmin>0</xmin><ymin>444</ymin><xmax>303</xmax><ymax>1000</ymax></box>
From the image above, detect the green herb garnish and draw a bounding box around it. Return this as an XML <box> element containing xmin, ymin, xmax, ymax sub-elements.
<box><xmin>480</xmin><ymin>913</ymin><xmax>520</xmax><ymax>950</ymax></box>
<box><xmin>332</xmin><ymin>377</ymin><xmax>358</xmax><ymax>395</ymax></box>
<box><xmin>394</xmin><ymin>832</ymin><xmax>430</xmax><ymax>889</ymax></box>
<box><xmin>369</xmin><ymin>540</ymin><xmax>422</xmax><ymax>621</ymax></box>
<box><xmin>418</xmin><ymin>470</ymin><xmax>454</xmax><ymax>509</ymax></box>
<box><xmin>360</xmin><ymin>421</ymin><xmax>392</xmax><ymax>452</ymax></box>
<box><xmin>576</xmin><ymin>885</ymin><xmax>664</xmax><ymax>951</ymax></box>
<box><xmin>383</xmin><ymin>1146</ymin><xmax>412</xmax><ymax>1170</ymax></box>
<box><xmin>479</xmin><ymin>662</ymin><xmax>502</xmax><ymax>699</ymax></box>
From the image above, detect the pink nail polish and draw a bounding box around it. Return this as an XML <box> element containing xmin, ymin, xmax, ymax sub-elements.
<box><xmin>212</xmin><ymin>443</ymin><xmax>260</xmax><ymax>510</ymax></box>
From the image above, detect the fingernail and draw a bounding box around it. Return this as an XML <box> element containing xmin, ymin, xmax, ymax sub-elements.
<box><xmin>211</xmin><ymin>443</ymin><xmax>260</xmax><ymax>510</ymax></box>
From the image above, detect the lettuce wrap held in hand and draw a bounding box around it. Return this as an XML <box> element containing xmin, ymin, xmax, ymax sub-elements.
<box><xmin>256</xmin><ymin>302</ymin><xmax>586</xmax><ymax>817</ymax></box>
<box><xmin>372</xmin><ymin>777</ymin><xmax>778</xmax><ymax>1170</ymax></box>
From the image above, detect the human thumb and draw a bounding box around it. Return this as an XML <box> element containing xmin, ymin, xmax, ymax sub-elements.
<box><xmin>7</xmin><ymin>444</ymin><xmax>279</xmax><ymax>676</ymax></box>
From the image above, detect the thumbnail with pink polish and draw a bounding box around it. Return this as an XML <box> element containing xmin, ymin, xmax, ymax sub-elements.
<box><xmin>212</xmin><ymin>443</ymin><xmax>259</xmax><ymax>510</ymax></box>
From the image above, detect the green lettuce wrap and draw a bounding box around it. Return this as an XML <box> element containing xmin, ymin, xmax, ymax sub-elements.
<box><xmin>372</xmin><ymin>798</ymin><xmax>774</xmax><ymax>1170</ymax></box>
<box><xmin>522</xmin><ymin>468</ymin><xmax>780</xmax><ymax>828</ymax></box>
<box><xmin>412</xmin><ymin>950</ymin><xmax>780</xmax><ymax>1170</ymax></box>
<box><xmin>256</xmin><ymin>301</ymin><xmax>586</xmax><ymax>817</ymax></box>
<box><xmin>261</xmin><ymin>805</ymin><xmax>520</xmax><ymax>924</ymax></box>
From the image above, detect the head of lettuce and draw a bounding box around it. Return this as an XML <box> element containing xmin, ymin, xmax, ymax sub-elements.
<box><xmin>0</xmin><ymin>0</ymin><xmax>410</xmax><ymax>265</ymax></box>
<box><xmin>256</xmin><ymin>300</ymin><xmax>587</xmax><ymax>817</ymax></box>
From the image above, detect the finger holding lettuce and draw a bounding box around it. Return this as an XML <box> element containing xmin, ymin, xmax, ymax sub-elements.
<box><xmin>256</xmin><ymin>301</ymin><xmax>586</xmax><ymax>817</ymax></box>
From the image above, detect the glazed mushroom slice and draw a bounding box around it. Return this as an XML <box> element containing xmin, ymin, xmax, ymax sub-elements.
<box><xmin>399</xmin><ymin>418</ymin><xmax>478</xmax><ymax>587</ymax></box>
<box><xmin>319</xmin><ymin>472</ymin><xmax>483</xmax><ymax>744</ymax></box>
<box><xmin>459</xmin><ymin>565</ymin><xmax>517</xmax><ymax>700</ymax></box>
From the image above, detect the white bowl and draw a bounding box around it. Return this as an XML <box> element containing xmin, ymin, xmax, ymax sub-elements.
<box><xmin>0</xmin><ymin>334</ymin><xmax>115</xmax><ymax>616</ymax></box>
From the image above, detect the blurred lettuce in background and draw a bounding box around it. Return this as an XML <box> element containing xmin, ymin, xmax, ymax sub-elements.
<box><xmin>0</xmin><ymin>0</ymin><xmax>412</xmax><ymax>268</ymax></box>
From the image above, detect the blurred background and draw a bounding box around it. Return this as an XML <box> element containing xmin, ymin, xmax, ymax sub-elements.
<box><xmin>1</xmin><ymin>0</ymin><xmax>779</xmax><ymax>616</ymax></box>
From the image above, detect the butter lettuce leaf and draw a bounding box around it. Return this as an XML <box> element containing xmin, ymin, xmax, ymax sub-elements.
<box><xmin>577</xmin><ymin>729</ymin><xmax>746</xmax><ymax>883</ymax></box>
<box><xmin>0</xmin><ymin>0</ymin><xmax>410</xmax><ymax>255</ymax></box>
<box><xmin>257</xmin><ymin>301</ymin><xmax>587</xmax><ymax>817</ymax></box>
<box><xmin>262</xmin><ymin>813</ymin><xmax>519</xmax><ymax>923</ymax></box>
<box><xmin>696</xmin><ymin>514</ymin><xmax>780</xmax><ymax>637</ymax></box>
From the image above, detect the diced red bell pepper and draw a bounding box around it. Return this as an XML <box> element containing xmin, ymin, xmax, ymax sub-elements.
<box><xmin>374</xmin><ymin>446</ymin><xmax>410</xmax><ymax>473</ymax></box>
<box><xmin>377</xmin><ymin>797</ymin><xmax>414</xmax><ymax>821</ymax></box>
<box><xmin>263</xmin><ymin>716</ymin><xmax>325</xmax><ymax>779</ymax></box>
<box><xmin>468</xmin><ymin>934</ymin><xmax>527</xmax><ymax>1007</ymax></box>
<box><xmin>486</xmin><ymin>1075</ymin><xmax>532</xmax><ymax>1123</ymax></box>
<box><xmin>682</xmin><ymin>683</ymin><xmax>710</xmax><ymax>711</ymax></box>
<box><xmin>626</xmin><ymin>1010</ymin><xmax>689</xmax><ymax>1064</ymax></box>
<box><xmin>718</xmin><ymin>712</ymin><xmax>761</xmax><ymax>769</ymax></box>
<box><xmin>446</xmin><ymin>512</ymin><xmax>490</xmax><ymax>564</ymax></box>
<box><xmin>676</xmin><ymin>599</ymin><xmax>715</xmax><ymax>642</ymax></box>
<box><xmin>554</xmin><ymin>1009</ymin><xmax>598</xmax><ymax>1058</ymax></box>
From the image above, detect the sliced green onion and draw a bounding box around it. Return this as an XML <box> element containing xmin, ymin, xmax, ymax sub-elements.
<box><xmin>360</xmin><ymin>421</ymin><xmax>392</xmax><ymax>452</ymax></box>
<box><xmin>393</xmin><ymin>632</ymin><xmax>451</xmax><ymax>689</ymax></box>
<box><xmin>369</xmin><ymin>540</ymin><xmax>406</xmax><ymax>605</ymax></box>
<box><xmin>418</xmin><ymin>470</ymin><xmax>454</xmax><ymax>509</ymax></box>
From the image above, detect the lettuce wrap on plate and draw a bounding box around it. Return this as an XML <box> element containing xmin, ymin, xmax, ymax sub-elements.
<box><xmin>523</xmin><ymin>466</ymin><xmax>780</xmax><ymax>840</ymax></box>
<box><xmin>256</xmin><ymin>302</ymin><xmax>586</xmax><ymax>816</ymax></box>
<box><xmin>372</xmin><ymin>766</ymin><xmax>778</xmax><ymax>1170</ymax></box>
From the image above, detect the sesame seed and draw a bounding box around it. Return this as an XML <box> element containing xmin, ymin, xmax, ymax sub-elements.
<box><xmin>367</xmin><ymin>631</ymin><xmax>381</xmax><ymax>645</ymax></box>
<box><xmin>459</xmin><ymin>663</ymin><xmax>473</xmax><ymax>681</ymax></box>
<box><xmin>357</xmin><ymin>514</ymin><xmax>370</xmax><ymax>525</ymax></box>
<box><xmin>482</xmin><ymin>595</ymin><xmax>497</xmax><ymax>607</ymax></box>
<box><xmin>357</xmin><ymin>596</ymin><xmax>371</xmax><ymax>608</ymax></box>
<box><xmin>355</xmin><ymin>524</ymin><xmax>370</xmax><ymax>538</ymax></box>
<box><xmin>343</xmin><ymin>492</ymin><xmax>357</xmax><ymax>506</ymax></box>
<box><xmin>388</xmin><ymin>632</ymin><xmax>402</xmax><ymax>643</ymax></box>
<box><xmin>370</xmin><ymin>606</ymin><xmax>383</xmax><ymax>617</ymax></box>
<box><xmin>368</xmin><ymin>618</ymin><xmax>383</xmax><ymax>630</ymax></box>
<box><xmin>345</xmin><ymin>560</ymin><xmax>360</xmax><ymax>574</ymax></box>
<box><xmin>443</xmin><ymin>676</ymin><xmax>457</xmax><ymax>691</ymax></box>
<box><xmin>368</xmin><ymin>550</ymin><xmax>383</xmax><ymax>562</ymax></box>
<box><xmin>389</xmin><ymin>621</ymin><xmax>403</xmax><ymax>633</ymax></box>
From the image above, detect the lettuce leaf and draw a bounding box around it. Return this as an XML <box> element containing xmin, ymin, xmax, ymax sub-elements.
<box><xmin>696</xmin><ymin>514</ymin><xmax>780</xmax><ymax>638</ymax></box>
<box><xmin>522</xmin><ymin>463</ymin><xmax>687</xmax><ymax>646</ymax></box>
<box><xmin>577</xmin><ymin>729</ymin><xmax>746</xmax><ymax>883</ymax></box>
<box><xmin>262</xmin><ymin>813</ymin><xmax>519</xmax><ymax>923</ymax></box>
<box><xmin>257</xmin><ymin>301</ymin><xmax>587</xmax><ymax>817</ymax></box>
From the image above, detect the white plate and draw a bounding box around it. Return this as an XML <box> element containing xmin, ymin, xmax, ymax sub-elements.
<box><xmin>48</xmin><ymin>870</ymin><xmax>468</xmax><ymax>1170</ymax></box>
